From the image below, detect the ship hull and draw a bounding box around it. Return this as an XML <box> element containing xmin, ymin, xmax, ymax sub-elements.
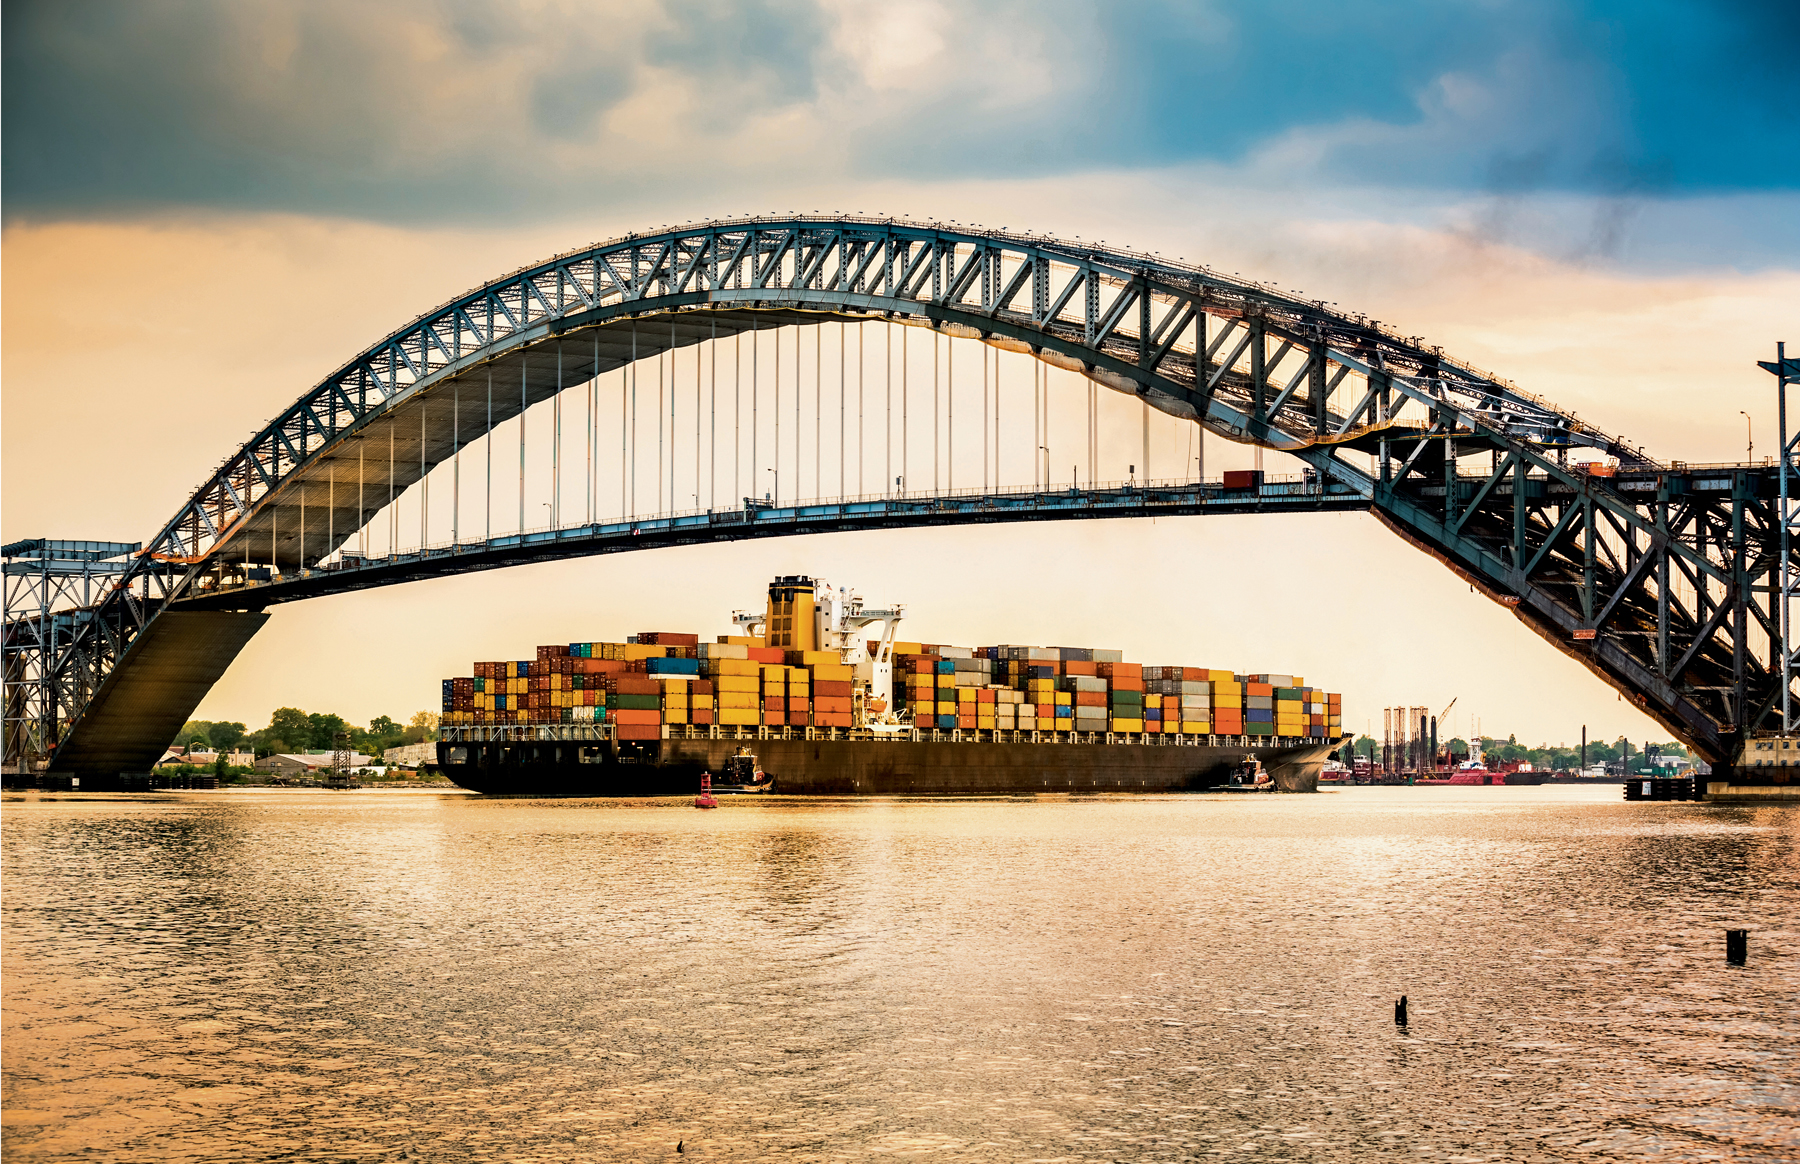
<box><xmin>439</xmin><ymin>734</ymin><xmax>1343</xmax><ymax>797</ymax></box>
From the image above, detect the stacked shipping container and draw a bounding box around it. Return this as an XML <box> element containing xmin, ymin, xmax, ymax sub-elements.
<box><xmin>443</xmin><ymin>634</ymin><xmax>1344</xmax><ymax>740</ymax></box>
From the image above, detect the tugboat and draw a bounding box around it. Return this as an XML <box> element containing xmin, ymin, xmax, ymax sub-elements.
<box><xmin>1213</xmin><ymin>757</ymin><xmax>1275</xmax><ymax>791</ymax></box>
<box><xmin>711</xmin><ymin>746</ymin><xmax>775</xmax><ymax>794</ymax></box>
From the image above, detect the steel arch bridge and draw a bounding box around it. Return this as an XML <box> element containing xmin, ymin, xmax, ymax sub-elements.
<box><xmin>5</xmin><ymin>215</ymin><xmax>1794</xmax><ymax>777</ymax></box>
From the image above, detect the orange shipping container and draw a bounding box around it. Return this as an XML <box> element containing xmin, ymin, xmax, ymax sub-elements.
<box><xmin>611</xmin><ymin>709</ymin><xmax>661</xmax><ymax>726</ymax></box>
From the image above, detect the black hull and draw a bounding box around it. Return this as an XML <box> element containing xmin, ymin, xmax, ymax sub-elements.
<box><xmin>438</xmin><ymin>735</ymin><xmax>1343</xmax><ymax>796</ymax></box>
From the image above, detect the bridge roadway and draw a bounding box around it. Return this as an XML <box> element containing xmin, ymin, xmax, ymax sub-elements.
<box><xmin>174</xmin><ymin>477</ymin><xmax>1365</xmax><ymax>609</ymax></box>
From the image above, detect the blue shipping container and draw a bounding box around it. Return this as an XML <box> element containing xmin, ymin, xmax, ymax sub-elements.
<box><xmin>936</xmin><ymin>660</ymin><xmax>955</xmax><ymax>674</ymax></box>
<box><xmin>647</xmin><ymin>657</ymin><xmax>701</xmax><ymax>675</ymax></box>
<box><xmin>1245</xmin><ymin>708</ymin><xmax>1273</xmax><ymax>722</ymax></box>
<box><xmin>937</xmin><ymin>714</ymin><xmax>958</xmax><ymax>729</ymax></box>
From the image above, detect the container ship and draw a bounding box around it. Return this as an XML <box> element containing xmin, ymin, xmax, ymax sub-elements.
<box><xmin>435</xmin><ymin>576</ymin><xmax>1347</xmax><ymax>796</ymax></box>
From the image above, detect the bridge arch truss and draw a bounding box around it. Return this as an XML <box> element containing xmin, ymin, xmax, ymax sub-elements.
<box><xmin>4</xmin><ymin>217</ymin><xmax>1791</xmax><ymax>773</ymax></box>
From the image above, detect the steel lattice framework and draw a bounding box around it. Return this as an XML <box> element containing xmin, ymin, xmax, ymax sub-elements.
<box><xmin>4</xmin><ymin>216</ymin><xmax>1792</xmax><ymax>774</ymax></box>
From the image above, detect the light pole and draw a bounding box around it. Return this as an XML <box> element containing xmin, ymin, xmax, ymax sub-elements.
<box><xmin>765</xmin><ymin>466</ymin><xmax>778</xmax><ymax>504</ymax></box>
<box><xmin>1740</xmin><ymin>410</ymin><xmax>1754</xmax><ymax>461</ymax></box>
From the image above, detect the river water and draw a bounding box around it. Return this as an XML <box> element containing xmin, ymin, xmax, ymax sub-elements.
<box><xmin>3</xmin><ymin>786</ymin><xmax>1795</xmax><ymax>1162</ymax></box>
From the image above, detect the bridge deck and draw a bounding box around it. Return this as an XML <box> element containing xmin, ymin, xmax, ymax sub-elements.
<box><xmin>175</xmin><ymin>479</ymin><xmax>1370</xmax><ymax>609</ymax></box>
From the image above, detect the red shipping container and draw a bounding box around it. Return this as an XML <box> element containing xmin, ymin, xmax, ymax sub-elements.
<box><xmin>813</xmin><ymin>680</ymin><xmax>853</xmax><ymax>697</ymax></box>
<box><xmin>786</xmin><ymin>710</ymin><xmax>809</xmax><ymax>725</ymax></box>
<box><xmin>616</xmin><ymin>724</ymin><xmax>662</xmax><ymax>740</ymax></box>
<box><xmin>691</xmin><ymin>679</ymin><xmax>715</xmax><ymax>695</ymax></box>
<box><xmin>1096</xmin><ymin>662</ymin><xmax>1143</xmax><ymax>678</ymax></box>
<box><xmin>813</xmin><ymin>696</ymin><xmax>852</xmax><ymax>714</ymax></box>
<box><xmin>815</xmin><ymin>712</ymin><xmax>853</xmax><ymax>728</ymax></box>
<box><xmin>1075</xmin><ymin>691</ymin><xmax>1106</xmax><ymax>707</ymax></box>
<box><xmin>1064</xmin><ymin>660</ymin><xmax>1097</xmax><ymax>677</ymax></box>
<box><xmin>746</xmin><ymin>646</ymin><xmax>785</xmax><ymax>664</ymax></box>
<box><xmin>611</xmin><ymin>709</ymin><xmax>661</xmax><ymax>725</ymax></box>
<box><xmin>612</xmin><ymin>677</ymin><xmax>662</xmax><ymax>694</ymax></box>
<box><xmin>692</xmin><ymin>709</ymin><xmax>715</xmax><ymax>725</ymax></box>
<box><xmin>1109</xmin><ymin>678</ymin><xmax>1145</xmax><ymax>693</ymax></box>
<box><xmin>957</xmin><ymin>714</ymin><xmax>976</xmax><ymax>729</ymax></box>
<box><xmin>764</xmin><ymin>696</ymin><xmax>787</xmax><ymax>712</ymax></box>
<box><xmin>1223</xmin><ymin>469</ymin><xmax>1264</xmax><ymax>488</ymax></box>
<box><xmin>638</xmin><ymin>632</ymin><xmax>700</xmax><ymax>647</ymax></box>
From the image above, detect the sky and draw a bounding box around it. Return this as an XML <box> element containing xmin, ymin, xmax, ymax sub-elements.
<box><xmin>4</xmin><ymin>0</ymin><xmax>1797</xmax><ymax>749</ymax></box>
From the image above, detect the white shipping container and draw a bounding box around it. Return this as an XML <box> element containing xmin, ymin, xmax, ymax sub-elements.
<box><xmin>699</xmin><ymin>643</ymin><xmax>750</xmax><ymax>659</ymax></box>
<box><xmin>938</xmin><ymin>645</ymin><xmax>974</xmax><ymax>660</ymax></box>
<box><xmin>1063</xmin><ymin>675</ymin><xmax>1107</xmax><ymax>692</ymax></box>
<box><xmin>1092</xmin><ymin>649</ymin><xmax>1124</xmax><ymax>663</ymax></box>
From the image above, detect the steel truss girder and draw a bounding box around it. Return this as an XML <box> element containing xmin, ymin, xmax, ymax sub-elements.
<box><xmin>7</xmin><ymin>216</ymin><xmax>1776</xmax><ymax>771</ymax></box>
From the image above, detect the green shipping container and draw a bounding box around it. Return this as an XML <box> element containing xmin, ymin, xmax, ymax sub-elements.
<box><xmin>609</xmin><ymin>693</ymin><xmax>661</xmax><ymax>710</ymax></box>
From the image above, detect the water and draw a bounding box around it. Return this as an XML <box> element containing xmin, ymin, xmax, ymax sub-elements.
<box><xmin>3</xmin><ymin>786</ymin><xmax>1795</xmax><ymax>1162</ymax></box>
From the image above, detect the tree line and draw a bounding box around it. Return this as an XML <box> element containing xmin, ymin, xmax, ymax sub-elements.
<box><xmin>176</xmin><ymin>709</ymin><xmax>439</xmax><ymax>758</ymax></box>
<box><xmin>1348</xmin><ymin>734</ymin><xmax>1692</xmax><ymax>770</ymax></box>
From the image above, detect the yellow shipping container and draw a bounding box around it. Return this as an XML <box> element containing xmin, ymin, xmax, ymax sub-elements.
<box><xmin>1181</xmin><ymin>721</ymin><xmax>1210</xmax><ymax>734</ymax></box>
<box><xmin>664</xmin><ymin>709</ymin><xmax>689</xmax><ymax>725</ymax></box>
<box><xmin>811</xmin><ymin>663</ymin><xmax>853</xmax><ymax>682</ymax></box>
<box><xmin>664</xmin><ymin>694</ymin><xmax>689</xmax><ymax>710</ymax></box>
<box><xmin>718</xmin><ymin>693</ymin><xmax>758</xmax><ymax>710</ymax></box>
<box><xmin>708</xmin><ymin>658</ymin><xmax>760</xmax><ymax>677</ymax></box>
<box><xmin>936</xmin><ymin>701</ymin><xmax>957</xmax><ymax>716</ymax></box>
<box><xmin>1054</xmin><ymin>717</ymin><xmax>1073</xmax><ymax>730</ymax></box>
<box><xmin>956</xmin><ymin>688</ymin><xmax>976</xmax><ymax>704</ymax></box>
<box><xmin>976</xmin><ymin>716</ymin><xmax>995</xmax><ymax>729</ymax></box>
<box><xmin>936</xmin><ymin>674</ymin><xmax>955</xmax><ymax>688</ymax></box>
<box><xmin>911</xmin><ymin>700</ymin><xmax>934</xmax><ymax>716</ymax></box>
<box><xmin>1111</xmin><ymin>718</ymin><xmax>1145</xmax><ymax>732</ymax></box>
<box><xmin>717</xmin><ymin>675</ymin><xmax>758</xmax><ymax>693</ymax></box>
<box><xmin>890</xmin><ymin>641</ymin><xmax>924</xmax><ymax>656</ymax></box>
<box><xmin>718</xmin><ymin>708</ymin><xmax>759</xmax><ymax>725</ymax></box>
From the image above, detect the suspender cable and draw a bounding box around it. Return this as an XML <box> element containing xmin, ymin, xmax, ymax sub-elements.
<box><xmin>553</xmin><ymin>343</ymin><xmax>562</xmax><ymax>528</ymax></box>
<box><xmin>839</xmin><ymin>321</ymin><xmax>845</xmax><ymax>500</ymax></box>
<box><xmin>709</xmin><ymin>315</ymin><xmax>717</xmax><ymax>510</ymax></box>
<box><xmin>901</xmin><ymin>322</ymin><xmax>908</xmax><ymax>493</ymax></box>
<box><xmin>659</xmin><ymin>328</ymin><xmax>667</xmax><ymax>515</ymax></box>
<box><xmin>982</xmin><ymin>341</ymin><xmax>989</xmax><ymax>490</ymax></box>
<box><xmin>594</xmin><ymin>331</ymin><xmax>601</xmax><ymax>525</ymax></box>
<box><xmin>816</xmin><ymin>323</ymin><xmax>822</xmax><ymax>499</ymax></box>
<box><xmin>628</xmin><ymin>325</ymin><xmax>636</xmax><ymax>519</ymax></box>
<box><xmin>773</xmin><ymin>317</ymin><xmax>780</xmax><ymax>503</ymax></box>
<box><xmin>519</xmin><ymin>358</ymin><xmax>527</xmax><ymax>534</ymax></box>
<box><xmin>421</xmin><ymin>402</ymin><xmax>427</xmax><ymax>548</ymax></box>
<box><xmin>451</xmin><ymin>382</ymin><xmax>459</xmax><ymax>546</ymax></box>
<box><xmin>932</xmin><ymin>327</ymin><xmax>939</xmax><ymax>492</ymax></box>
<box><xmin>388</xmin><ymin>423</ymin><xmax>395</xmax><ymax>554</ymax></box>
<box><xmin>857</xmin><ymin>321</ymin><xmax>864</xmax><ymax>497</ymax></box>
<box><xmin>485</xmin><ymin>369</ymin><xmax>492</xmax><ymax>543</ymax></box>
<box><xmin>734</xmin><ymin>321</ymin><xmax>741</xmax><ymax>505</ymax></box>
<box><xmin>947</xmin><ymin>331</ymin><xmax>954</xmax><ymax>492</ymax></box>
<box><xmin>795</xmin><ymin>325</ymin><xmax>801</xmax><ymax>500</ymax></box>
<box><xmin>359</xmin><ymin>444</ymin><xmax>366</xmax><ymax>558</ymax></box>
<box><xmin>753</xmin><ymin>316</ymin><xmax>760</xmax><ymax>499</ymax></box>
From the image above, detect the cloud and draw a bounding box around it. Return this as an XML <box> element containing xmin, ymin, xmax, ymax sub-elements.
<box><xmin>5</xmin><ymin>0</ymin><xmax>1795</xmax><ymax>237</ymax></box>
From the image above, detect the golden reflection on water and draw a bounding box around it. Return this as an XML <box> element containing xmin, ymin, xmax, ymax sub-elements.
<box><xmin>3</xmin><ymin>787</ymin><xmax>1796</xmax><ymax>1161</ymax></box>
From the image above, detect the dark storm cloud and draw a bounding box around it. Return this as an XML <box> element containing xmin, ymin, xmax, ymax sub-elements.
<box><xmin>3</xmin><ymin>0</ymin><xmax>1796</xmax><ymax>225</ymax></box>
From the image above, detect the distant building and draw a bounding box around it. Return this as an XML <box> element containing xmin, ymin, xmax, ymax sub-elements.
<box><xmin>255</xmin><ymin>751</ymin><xmax>373</xmax><ymax>777</ymax></box>
<box><xmin>382</xmin><ymin>742</ymin><xmax>437</xmax><ymax>768</ymax></box>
